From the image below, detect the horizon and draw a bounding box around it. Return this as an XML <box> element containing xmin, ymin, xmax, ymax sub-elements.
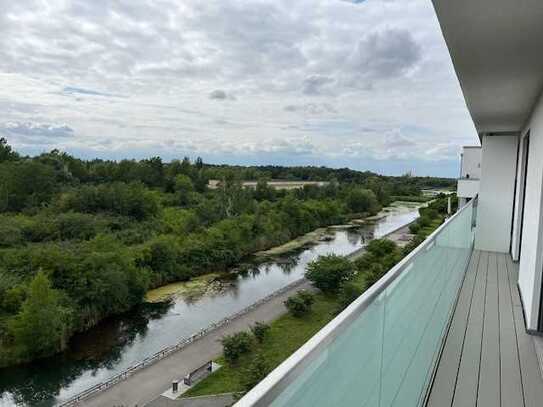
<box><xmin>0</xmin><ymin>0</ymin><xmax>478</xmax><ymax>178</ymax></box>
<box><xmin>4</xmin><ymin>137</ymin><xmax>458</xmax><ymax>179</ymax></box>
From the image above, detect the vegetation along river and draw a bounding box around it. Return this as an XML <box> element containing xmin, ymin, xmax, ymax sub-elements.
<box><xmin>0</xmin><ymin>203</ymin><xmax>420</xmax><ymax>407</ymax></box>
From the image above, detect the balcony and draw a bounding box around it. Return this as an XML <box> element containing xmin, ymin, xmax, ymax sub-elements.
<box><xmin>457</xmin><ymin>178</ymin><xmax>479</xmax><ymax>201</ymax></box>
<box><xmin>426</xmin><ymin>250</ymin><xmax>543</xmax><ymax>407</ymax></box>
<box><xmin>236</xmin><ymin>199</ymin><xmax>543</xmax><ymax>406</ymax></box>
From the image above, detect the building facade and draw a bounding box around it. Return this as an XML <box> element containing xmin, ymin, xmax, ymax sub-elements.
<box><xmin>457</xmin><ymin>146</ymin><xmax>481</xmax><ymax>208</ymax></box>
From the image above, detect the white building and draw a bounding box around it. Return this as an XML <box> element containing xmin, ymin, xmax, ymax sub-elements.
<box><xmin>236</xmin><ymin>2</ymin><xmax>543</xmax><ymax>406</ymax></box>
<box><xmin>457</xmin><ymin>146</ymin><xmax>481</xmax><ymax>207</ymax></box>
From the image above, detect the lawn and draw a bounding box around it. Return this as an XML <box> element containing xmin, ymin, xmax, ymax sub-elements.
<box><xmin>183</xmin><ymin>293</ymin><xmax>340</xmax><ymax>397</ymax></box>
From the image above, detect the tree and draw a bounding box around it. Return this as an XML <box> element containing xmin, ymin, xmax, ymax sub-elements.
<box><xmin>305</xmin><ymin>254</ymin><xmax>354</xmax><ymax>292</ymax></box>
<box><xmin>8</xmin><ymin>271</ymin><xmax>70</xmax><ymax>358</ymax></box>
<box><xmin>0</xmin><ymin>138</ymin><xmax>18</xmax><ymax>162</ymax></box>
<box><xmin>174</xmin><ymin>174</ymin><xmax>194</xmax><ymax>205</ymax></box>
<box><xmin>250</xmin><ymin>321</ymin><xmax>271</xmax><ymax>343</ymax></box>
<box><xmin>345</xmin><ymin>188</ymin><xmax>380</xmax><ymax>214</ymax></box>
<box><xmin>222</xmin><ymin>331</ymin><xmax>253</xmax><ymax>364</ymax></box>
<box><xmin>255</xmin><ymin>179</ymin><xmax>275</xmax><ymax>201</ymax></box>
<box><xmin>242</xmin><ymin>354</ymin><xmax>270</xmax><ymax>392</ymax></box>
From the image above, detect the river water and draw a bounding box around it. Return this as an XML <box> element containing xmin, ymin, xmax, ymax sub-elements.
<box><xmin>0</xmin><ymin>204</ymin><xmax>419</xmax><ymax>407</ymax></box>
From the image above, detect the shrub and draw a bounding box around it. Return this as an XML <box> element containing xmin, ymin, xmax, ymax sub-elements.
<box><xmin>296</xmin><ymin>290</ymin><xmax>315</xmax><ymax>307</ymax></box>
<box><xmin>250</xmin><ymin>322</ymin><xmax>271</xmax><ymax>343</ymax></box>
<box><xmin>242</xmin><ymin>354</ymin><xmax>270</xmax><ymax>392</ymax></box>
<box><xmin>338</xmin><ymin>282</ymin><xmax>362</xmax><ymax>310</ymax></box>
<box><xmin>305</xmin><ymin>254</ymin><xmax>354</xmax><ymax>293</ymax></box>
<box><xmin>222</xmin><ymin>331</ymin><xmax>253</xmax><ymax>364</ymax></box>
<box><xmin>418</xmin><ymin>216</ymin><xmax>431</xmax><ymax>228</ymax></box>
<box><xmin>284</xmin><ymin>291</ymin><xmax>315</xmax><ymax>317</ymax></box>
<box><xmin>364</xmin><ymin>263</ymin><xmax>386</xmax><ymax>288</ymax></box>
<box><xmin>408</xmin><ymin>222</ymin><xmax>420</xmax><ymax>234</ymax></box>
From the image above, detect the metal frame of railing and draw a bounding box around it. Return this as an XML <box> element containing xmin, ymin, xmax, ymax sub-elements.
<box><xmin>236</xmin><ymin>197</ymin><xmax>477</xmax><ymax>407</ymax></box>
<box><xmin>56</xmin><ymin>278</ymin><xmax>309</xmax><ymax>407</ymax></box>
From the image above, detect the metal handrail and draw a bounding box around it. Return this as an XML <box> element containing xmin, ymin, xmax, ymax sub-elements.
<box><xmin>236</xmin><ymin>198</ymin><xmax>476</xmax><ymax>406</ymax></box>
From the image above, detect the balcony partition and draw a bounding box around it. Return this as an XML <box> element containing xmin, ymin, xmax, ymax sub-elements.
<box><xmin>237</xmin><ymin>198</ymin><xmax>476</xmax><ymax>407</ymax></box>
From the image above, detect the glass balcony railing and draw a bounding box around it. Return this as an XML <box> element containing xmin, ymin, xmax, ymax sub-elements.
<box><xmin>237</xmin><ymin>198</ymin><xmax>477</xmax><ymax>407</ymax></box>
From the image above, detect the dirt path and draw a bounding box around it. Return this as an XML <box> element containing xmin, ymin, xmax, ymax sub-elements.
<box><xmin>80</xmin><ymin>280</ymin><xmax>312</xmax><ymax>407</ymax></box>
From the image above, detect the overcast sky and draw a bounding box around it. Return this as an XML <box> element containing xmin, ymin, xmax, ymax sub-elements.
<box><xmin>0</xmin><ymin>0</ymin><xmax>478</xmax><ymax>177</ymax></box>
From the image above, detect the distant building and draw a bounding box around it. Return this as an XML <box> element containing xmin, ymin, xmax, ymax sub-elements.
<box><xmin>457</xmin><ymin>146</ymin><xmax>481</xmax><ymax>207</ymax></box>
<box><xmin>207</xmin><ymin>180</ymin><xmax>330</xmax><ymax>190</ymax></box>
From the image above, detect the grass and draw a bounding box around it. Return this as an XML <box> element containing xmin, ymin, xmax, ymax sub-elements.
<box><xmin>183</xmin><ymin>293</ymin><xmax>339</xmax><ymax>397</ymax></box>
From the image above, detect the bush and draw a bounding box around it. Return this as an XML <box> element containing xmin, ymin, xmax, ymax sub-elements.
<box><xmin>305</xmin><ymin>254</ymin><xmax>355</xmax><ymax>293</ymax></box>
<box><xmin>364</xmin><ymin>263</ymin><xmax>386</xmax><ymax>288</ymax></box>
<box><xmin>284</xmin><ymin>291</ymin><xmax>315</xmax><ymax>317</ymax></box>
<box><xmin>222</xmin><ymin>331</ymin><xmax>253</xmax><ymax>364</ymax></box>
<box><xmin>408</xmin><ymin>223</ymin><xmax>420</xmax><ymax>234</ymax></box>
<box><xmin>242</xmin><ymin>354</ymin><xmax>270</xmax><ymax>392</ymax></box>
<box><xmin>338</xmin><ymin>282</ymin><xmax>362</xmax><ymax>310</ymax></box>
<box><xmin>250</xmin><ymin>322</ymin><xmax>271</xmax><ymax>343</ymax></box>
<box><xmin>296</xmin><ymin>290</ymin><xmax>315</xmax><ymax>307</ymax></box>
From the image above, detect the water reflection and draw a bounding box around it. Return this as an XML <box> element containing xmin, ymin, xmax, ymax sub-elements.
<box><xmin>0</xmin><ymin>205</ymin><xmax>419</xmax><ymax>407</ymax></box>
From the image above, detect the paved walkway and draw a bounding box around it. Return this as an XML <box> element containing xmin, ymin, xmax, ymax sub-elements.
<box><xmin>80</xmin><ymin>281</ymin><xmax>312</xmax><ymax>407</ymax></box>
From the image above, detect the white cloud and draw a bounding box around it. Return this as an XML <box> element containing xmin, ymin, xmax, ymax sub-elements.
<box><xmin>0</xmin><ymin>0</ymin><xmax>478</xmax><ymax>175</ymax></box>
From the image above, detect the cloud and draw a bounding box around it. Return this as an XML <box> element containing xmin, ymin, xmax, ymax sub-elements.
<box><xmin>302</xmin><ymin>75</ymin><xmax>335</xmax><ymax>95</ymax></box>
<box><xmin>284</xmin><ymin>103</ymin><xmax>337</xmax><ymax>114</ymax></box>
<box><xmin>209</xmin><ymin>89</ymin><xmax>235</xmax><ymax>100</ymax></box>
<box><xmin>63</xmin><ymin>86</ymin><xmax>117</xmax><ymax>97</ymax></box>
<box><xmin>1</xmin><ymin>121</ymin><xmax>75</xmax><ymax>145</ymax></box>
<box><xmin>0</xmin><ymin>0</ymin><xmax>477</xmax><ymax>176</ymax></box>
<box><xmin>349</xmin><ymin>28</ymin><xmax>421</xmax><ymax>81</ymax></box>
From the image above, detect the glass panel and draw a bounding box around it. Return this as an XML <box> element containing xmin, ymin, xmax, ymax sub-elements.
<box><xmin>264</xmin><ymin>200</ymin><xmax>475</xmax><ymax>407</ymax></box>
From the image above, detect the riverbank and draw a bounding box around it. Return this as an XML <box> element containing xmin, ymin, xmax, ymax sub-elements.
<box><xmin>74</xmin><ymin>208</ymin><xmax>421</xmax><ymax>407</ymax></box>
<box><xmin>78</xmin><ymin>280</ymin><xmax>315</xmax><ymax>407</ymax></box>
<box><xmin>145</xmin><ymin>201</ymin><xmax>421</xmax><ymax>305</ymax></box>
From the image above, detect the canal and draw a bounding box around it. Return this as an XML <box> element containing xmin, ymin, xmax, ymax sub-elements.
<box><xmin>0</xmin><ymin>203</ymin><xmax>420</xmax><ymax>407</ymax></box>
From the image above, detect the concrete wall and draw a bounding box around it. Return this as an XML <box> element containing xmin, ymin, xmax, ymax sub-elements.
<box><xmin>518</xmin><ymin>92</ymin><xmax>543</xmax><ymax>331</ymax></box>
<box><xmin>474</xmin><ymin>134</ymin><xmax>518</xmax><ymax>253</ymax></box>
<box><xmin>460</xmin><ymin>146</ymin><xmax>482</xmax><ymax>179</ymax></box>
<box><xmin>457</xmin><ymin>179</ymin><xmax>479</xmax><ymax>199</ymax></box>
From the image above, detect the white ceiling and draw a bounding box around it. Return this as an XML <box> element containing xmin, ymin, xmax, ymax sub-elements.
<box><xmin>432</xmin><ymin>0</ymin><xmax>543</xmax><ymax>134</ymax></box>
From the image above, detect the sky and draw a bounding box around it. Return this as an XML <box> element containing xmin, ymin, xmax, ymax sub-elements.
<box><xmin>0</xmin><ymin>0</ymin><xmax>479</xmax><ymax>177</ymax></box>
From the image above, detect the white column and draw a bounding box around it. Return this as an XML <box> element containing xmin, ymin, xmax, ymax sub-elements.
<box><xmin>474</xmin><ymin>134</ymin><xmax>518</xmax><ymax>253</ymax></box>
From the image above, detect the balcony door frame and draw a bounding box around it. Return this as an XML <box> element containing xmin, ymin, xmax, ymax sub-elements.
<box><xmin>512</xmin><ymin>132</ymin><xmax>530</xmax><ymax>261</ymax></box>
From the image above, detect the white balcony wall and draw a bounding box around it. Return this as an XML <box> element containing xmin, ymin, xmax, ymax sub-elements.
<box><xmin>457</xmin><ymin>179</ymin><xmax>479</xmax><ymax>199</ymax></box>
<box><xmin>474</xmin><ymin>134</ymin><xmax>518</xmax><ymax>253</ymax></box>
<box><xmin>460</xmin><ymin>147</ymin><xmax>481</xmax><ymax>179</ymax></box>
<box><xmin>518</xmin><ymin>92</ymin><xmax>543</xmax><ymax>331</ymax></box>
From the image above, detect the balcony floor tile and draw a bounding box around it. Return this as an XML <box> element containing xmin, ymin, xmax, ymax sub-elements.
<box><xmin>426</xmin><ymin>250</ymin><xmax>543</xmax><ymax>407</ymax></box>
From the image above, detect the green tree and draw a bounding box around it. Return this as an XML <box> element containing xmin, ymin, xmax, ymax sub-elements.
<box><xmin>345</xmin><ymin>188</ymin><xmax>380</xmax><ymax>214</ymax></box>
<box><xmin>174</xmin><ymin>174</ymin><xmax>195</xmax><ymax>205</ymax></box>
<box><xmin>222</xmin><ymin>331</ymin><xmax>253</xmax><ymax>364</ymax></box>
<box><xmin>242</xmin><ymin>354</ymin><xmax>270</xmax><ymax>392</ymax></box>
<box><xmin>8</xmin><ymin>271</ymin><xmax>70</xmax><ymax>358</ymax></box>
<box><xmin>305</xmin><ymin>254</ymin><xmax>354</xmax><ymax>293</ymax></box>
<box><xmin>0</xmin><ymin>138</ymin><xmax>18</xmax><ymax>162</ymax></box>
